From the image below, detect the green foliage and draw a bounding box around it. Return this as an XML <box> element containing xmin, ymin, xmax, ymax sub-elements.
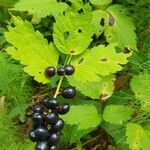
<box><xmin>0</xmin><ymin>53</ymin><xmax>32</xmax><ymax>120</ymax></box>
<box><xmin>131</xmin><ymin>73</ymin><xmax>150</xmax><ymax>111</ymax></box>
<box><xmin>3</xmin><ymin>0</ymin><xmax>148</xmax><ymax>149</ymax></box>
<box><xmin>131</xmin><ymin>73</ymin><xmax>150</xmax><ymax>102</ymax></box>
<box><xmin>0</xmin><ymin>0</ymin><xmax>18</xmax><ymax>8</ymax></box>
<box><xmin>101</xmin><ymin>122</ymin><xmax>126</xmax><ymax>143</ymax></box>
<box><xmin>61</xmin><ymin>100</ymin><xmax>101</xmax><ymax>130</ymax></box>
<box><xmin>5</xmin><ymin>16</ymin><xmax>59</xmax><ymax>84</ymax></box>
<box><xmin>53</xmin><ymin>2</ymin><xmax>93</xmax><ymax>55</ymax></box>
<box><xmin>61</xmin><ymin>124</ymin><xmax>92</xmax><ymax>144</ymax></box>
<box><xmin>68</xmin><ymin>43</ymin><xmax>131</xmax><ymax>83</ymax></box>
<box><xmin>126</xmin><ymin>123</ymin><xmax>150</xmax><ymax>150</ymax></box>
<box><xmin>11</xmin><ymin>0</ymin><xmax>68</xmax><ymax>18</ymax></box>
<box><xmin>90</xmin><ymin>0</ymin><xmax>112</xmax><ymax>6</ymax></box>
<box><xmin>105</xmin><ymin>5</ymin><xmax>137</xmax><ymax>50</ymax></box>
<box><xmin>68</xmin><ymin>75</ymin><xmax>115</xmax><ymax>99</ymax></box>
<box><xmin>103</xmin><ymin>105</ymin><xmax>133</xmax><ymax>125</ymax></box>
<box><xmin>0</xmin><ymin>100</ymin><xmax>34</xmax><ymax>150</ymax></box>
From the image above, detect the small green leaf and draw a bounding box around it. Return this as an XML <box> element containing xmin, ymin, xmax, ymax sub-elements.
<box><xmin>53</xmin><ymin>3</ymin><xmax>94</xmax><ymax>55</ymax></box>
<box><xmin>126</xmin><ymin>123</ymin><xmax>150</xmax><ymax>150</ymax></box>
<box><xmin>5</xmin><ymin>16</ymin><xmax>59</xmax><ymax>84</ymax></box>
<box><xmin>105</xmin><ymin>5</ymin><xmax>137</xmax><ymax>50</ymax></box>
<box><xmin>60</xmin><ymin>101</ymin><xmax>101</xmax><ymax>130</ymax></box>
<box><xmin>101</xmin><ymin>122</ymin><xmax>126</xmax><ymax>143</ymax></box>
<box><xmin>61</xmin><ymin>124</ymin><xmax>93</xmax><ymax>144</ymax></box>
<box><xmin>11</xmin><ymin>0</ymin><xmax>68</xmax><ymax>18</ymax></box>
<box><xmin>68</xmin><ymin>75</ymin><xmax>115</xmax><ymax>99</ymax></box>
<box><xmin>90</xmin><ymin>0</ymin><xmax>112</xmax><ymax>6</ymax></box>
<box><xmin>103</xmin><ymin>105</ymin><xmax>133</xmax><ymax>125</ymax></box>
<box><xmin>70</xmin><ymin>43</ymin><xmax>131</xmax><ymax>83</ymax></box>
<box><xmin>131</xmin><ymin>73</ymin><xmax>150</xmax><ymax>101</ymax></box>
<box><xmin>131</xmin><ymin>73</ymin><xmax>150</xmax><ymax>111</ymax></box>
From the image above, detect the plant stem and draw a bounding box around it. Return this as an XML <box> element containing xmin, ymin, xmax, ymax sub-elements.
<box><xmin>53</xmin><ymin>55</ymin><xmax>72</xmax><ymax>99</ymax></box>
<box><xmin>54</xmin><ymin>76</ymin><xmax>64</xmax><ymax>98</ymax></box>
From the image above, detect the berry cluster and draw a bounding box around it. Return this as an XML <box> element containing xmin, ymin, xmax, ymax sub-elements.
<box><xmin>29</xmin><ymin>64</ymin><xmax>76</xmax><ymax>150</ymax></box>
<box><xmin>29</xmin><ymin>97</ymin><xmax>70</xmax><ymax>150</ymax></box>
<box><xmin>45</xmin><ymin>65</ymin><xmax>75</xmax><ymax>77</ymax></box>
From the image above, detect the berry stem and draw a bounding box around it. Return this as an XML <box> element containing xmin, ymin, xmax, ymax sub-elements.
<box><xmin>53</xmin><ymin>55</ymin><xmax>72</xmax><ymax>99</ymax></box>
<box><xmin>54</xmin><ymin>76</ymin><xmax>64</xmax><ymax>98</ymax></box>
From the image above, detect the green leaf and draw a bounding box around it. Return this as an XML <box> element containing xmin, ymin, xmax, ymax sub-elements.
<box><xmin>60</xmin><ymin>101</ymin><xmax>101</xmax><ymax>130</ymax></box>
<box><xmin>105</xmin><ymin>5</ymin><xmax>137</xmax><ymax>50</ymax></box>
<box><xmin>92</xmin><ymin>10</ymin><xmax>108</xmax><ymax>36</ymax></box>
<box><xmin>11</xmin><ymin>0</ymin><xmax>68</xmax><ymax>18</ymax></box>
<box><xmin>53</xmin><ymin>3</ymin><xmax>94</xmax><ymax>55</ymax></box>
<box><xmin>70</xmin><ymin>43</ymin><xmax>131</xmax><ymax>83</ymax></box>
<box><xmin>0</xmin><ymin>103</ymin><xmax>34</xmax><ymax>150</ymax></box>
<box><xmin>68</xmin><ymin>75</ymin><xmax>115</xmax><ymax>99</ymax></box>
<box><xmin>131</xmin><ymin>73</ymin><xmax>150</xmax><ymax>111</ymax></box>
<box><xmin>126</xmin><ymin>123</ymin><xmax>150</xmax><ymax>150</ymax></box>
<box><xmin>101</xmin><ymin>122</ymin><xmax>126</xmax><ymax>143</ymax></box>
<box><xmin>61</xmin><ymin>124</ymin><xmax>93</xmax><ymax>144</ymax></box>
<box><xmin>103</xmin><ymin>105</ymin><xmax>133</xmax><ymax>125</ymax></box>
<box><xmin>90</xmin><ymin>0</ymin><xmax>112</xmax><ymax>6</ymax></box>
<box><xmin>5</xmin><ymin>16</ymin><xmax>59</xmax><ymax>84</ymax></box>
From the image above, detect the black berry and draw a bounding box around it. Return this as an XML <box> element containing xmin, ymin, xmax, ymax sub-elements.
<box><xmin>48</xmin><ymin>133</ymin><xmax>60</xmax><ymax>145</ymax></box>
<box><xmin>52</xmin><ymin>118</ymin><xmax>64</xmax><ymax>132</ymax></box>
<box><xmin>35</xmin><ymin>141</ymin><xmax>49</xmax><ymax>150</ymax></box>
<box><xmin>32</xmin><ymin>113</ymin><xmax>44</xmax><ymax>126</ymax></box>
<box><xmin>29</xmin><ymin>130</ymin><xmax>37</xmax><ymax>142</ymax></box>
<box><xmin>57</xmin><ymin>67</ymin><xmax>65</xmax><ymax>76</ymax></box>
<box><xmin>62</xmin><ymin>86</ymin><xmax>76</xmax><ymax>99</ymax></box>
<box><xmin>57</xmin><ymin>103</ymin><xmax>70</xmax><ymax>115</ymax></box>
<box><xmin>45</xmin><ymin>113</ymin><xmax>58</xmax><ymax>125</ymax></box>
<box><xmin>49</xmin><ymin>146</ymin><xmax>57</xmax><ymax>150</ymax></box>
<box><xmin>64</xmin><ymin>65</ymin><xmax>75</xmax><ymax>75</ymax></box>
<box><xmin>33</xmin><ymin>105</ymin><xmax>44</xmax><ymax>114</ymax></box>
<box><xmin>43</xmin><ymin>96</ymin><xmax>58</xmax><ymax>110</ymax></box>
<box><xmin>35</xmin><ymin>127</ymin><xmax>49</xmax><ymax>140</ymax></box>
<box><xmin>45</xmin><ymin>66</ymin><xmax>56</xmax><ymax>77</ymax></box>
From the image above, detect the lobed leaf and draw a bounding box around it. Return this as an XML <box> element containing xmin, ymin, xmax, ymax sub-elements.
<box><xmin>53</xmin><ymin>3</ymin><xmax>94</xmax><ymax>55</ymax></box>
<box><xmin>11</xmin><ymin>0</ymin><xmax>68</xmax><ymax>18</ymax></box>
<box><xmin>105</xmin><ymin>5</ymin><xmax>137</xmax><ymax>50</ymax></box>
<box><xmin>5</xmin><ymin>16</ymin><xmax>59</xmax><ymax>84</ymax></box>
<box><xmin>69</xmin><ymin>43</ymin><xmax>131</xmax><ymax>83</ymax></box>
<box><xmin>131</xmin><ymin>73</ymin><xmax>150</xmax><ymax>111</ymax></box>
<box><xmin>126</xmin><ymin>123</ymin><xmax>150</xmax><ymax>150</ymax></box>
<box><xmin>68</xmin><ymin>75</ymin><xmax>115</xmax><ymax>99</ymax></box>
<box><xmin>103</xmin><ymin>105</ymin><xmax>133</xmax><ymax>125</ymax></box>
<box><xmin>90</xmin><ymin>0</ymin><xmax>112</xmax><ymax>6</ymax></box>
<box><xmin>60</xmin><ymin>101</ymin><xmax>101</xmax><ymax>130</ymax></box>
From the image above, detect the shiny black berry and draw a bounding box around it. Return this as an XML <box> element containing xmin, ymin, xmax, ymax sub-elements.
<box><xmin>56</xmin><ymin>103</ymin><xmax>70</xmax><ymax>115</ymax></box>
<box><xmin>33</xmin><ymin>105</ymin><xmax>44</xmax><ymax>114</ymax></box>
<box><xmin>45</xmin><ymin>113</ymin><xmax>58</xmax><ymax>125</ymax></box>
<box><xmin>35</xmin><ymin>141</ymin><xmax>49</xmax><ymax>150</ymax></box>
<box><xmin>35</xmin><ymin>127</ymin><xmax>49</xmax><ymax>140</ymax></box>
<box><xmin>29</xmin><ymin>130</ymin><xmax>37</xmax><ymax>142</ymax></box>
<box><xmin>62</xmin><ymin>86</ymin><xmax>76</xmax><ymax>99</ymax></box>
<box><xmin>43</xmin><ymin>96</ymin><xmax>58</xmax><ymax>110</ymax></box>
<box><xmin>48</xmin><ymin>133</ymin><xmax>60</xmax><ymax>145</ymax></box>
<box><xmin>52</xmin><ymin>118</ymin><xmax>64</xmax><ymax>132</ymax></box>
<box><xmin>45</xmin><ymin>66</ymin><xmax>55</xmax><ymax>77</ymax></box>
<box><xmin>64</xmin><ymin>65</ymin><xmax>75</xmax><ymax>75</ymax></box>
<box><xmin>49</xmin><ymin>146</ymin><xmax>57</xmax><ymax>150</ymax></box>
<box><xmin>57</xmin><ymin>67</ymin><xmax>65</xmax><ymax>76</ymax></box>
<box><xmin>32</xmin><ymin>113</ymin><xmax>44</xmax><ymax>126</ymax></box>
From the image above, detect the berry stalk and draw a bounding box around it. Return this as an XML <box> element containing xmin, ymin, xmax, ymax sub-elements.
<box><xmin>53</xmin><ymin>55</ymin><xmax>72</xmax><ymax>99</ymax></box>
